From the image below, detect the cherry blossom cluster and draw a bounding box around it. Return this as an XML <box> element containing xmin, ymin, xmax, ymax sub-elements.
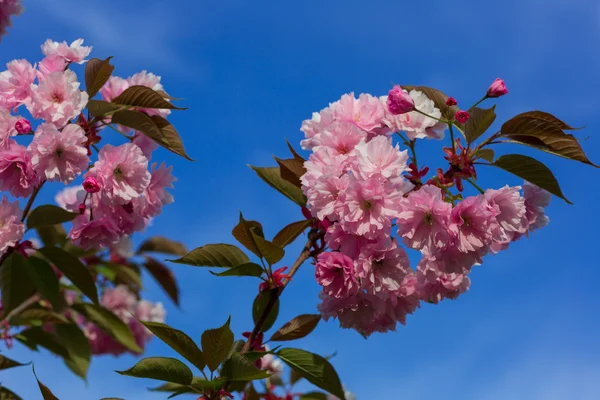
<box><xmin>300</xmin><ymin>85</ymin><xmax>550</xmax><ymax>336</ymax></box>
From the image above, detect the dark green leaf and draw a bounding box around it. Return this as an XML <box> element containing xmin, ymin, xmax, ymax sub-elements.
<box><xmin>270</xmin><ymin>314</ymin><xmax>320</xmax><ymax>342</ymax></box>
<box><xmin>112</xmin><ymin>85</ymin><xmax>186</xmax><ymax>110</ymax></box>
<box><xmin>189</xmin><ymin>377</ymin><xmax>226</xmax><ymax>392</ymax></box>
<box><xmin>201</xmin><ymin>317</ymin><xmax>234</xmax><ymax>371</ymax></box>
<box><xmin>140</xmin><ymin>321</ymin><xmax>205</xmax><ymax>371</ymax></box>
<box><xmin>0</xmin><ymin>253</ymin><xmax>36</xmax><ymax>315</ymax></box>
<box><xmin>103</xmin><ymin>263</ymin><xmax>142</xmax><ymax>289</ymax></box>
<box><xmin>84</xmin><ymin>57</ymin><xmax>115</xmax><ymax>97</ymax></box>
<box><xmin>231</xmin><ymin>212</ymin><xmax>265</xmax><ymax>258</ymax></box>
<box><xmin>72</xmin><ymin>303</ymin><xmax>142</xmax><ymax>353</ymax></box>
<box><xmin>274</xmin><ymin>156</ymin><xmax>305</xmax><ymax>188</ymax></box>
<box><xmin>149</xmin><ymin>115</ymin><xmax>194</xmax><ymax>161</ymax></box>
<box><xmin>249</xmin><ymin>166</ymin><xmax>307</xmax><ymax>206</ymax></box>
<box><xmin>0</xmin><ymin>355</ymin><xmax>28</xmax><ymax>371</ymax></box>
<box><xmin>149</xmin><ymin>382</ymin><xmax>186</xmax><ymax>392</ymax></box>
<box><xmin>169</xmin><ymin>244</ymin><xmax>250</xmax><ymax>268</ymax></box>
<box><xmin>26</xmin><ymin>205</ymin><xmax>78</xmax><ymax>230</ymax></box>
<box><xmin>38</xmin><ymin>247</ymin><xmax>99</xmax><ymax>304</ymax></box>
<box><xmin>251</xmin><ymin>231</ymin><xmax>284</xmax><ymax>265</ymax></box>
<box><xmin>221</xmin><ymin>353</ymin><xmax>271</xmax><ymax>381</ymax></box>
<box><xmin>252</xmin><ymin>290</ymin><xmax>279</xmax><ymax>332</ymax></box>
<box><xmin>111</xmin><ymin>110</ymin><xmax>162</xmax><ymax>140</ymax></box>
<box><xmin>464</xmin><ymin>106</ymin><xmax>496</xmax><ymax>144</ymax></box>
<box><xmin>9</xmin><ymin>308</ymin><xmax>68</xmax><ymax>326</ymax></box>
<box><xmin>55</xmin><ymin>323</ymin><xmax>91</xmax><ymax>380</ymax></box>
<box><xmin>0</xmin><ymin>386</ymin><xmax>22</xmax><ymax>400</ymax></box>
<box><xmin>34</xmin><ymin>367</ymin><xmax>59</xmax><ymax>400</ymax></box>
<box><xmin>401</xmin><ymin>85</ymin><xmax>458</xmax><ymax>121</ymax></box>
<box><xmin>277</xmin><ymin>348</ymin><xmax>345</xmax><ymax>400</ymax></box>
<box><xmin>209</xmin><ymin>263</ymin><xmax>264</xmax><ymax>277</ymax></box>
<box><xmin>143</xmin><ymin>257</ymin><xmax>179</xmax><ymax>306</ymax></box>
<box><xmin>272</xmin><ymin>220</ymin><xmax>312</xmax><ymax>248</ymax></box>
<box><xmin>492</xmin><ymin>154</ymin><xmax>571</xmax><ymax>203</ymax></box>
<box><xmin>116</xmin><ymin>357</ymin><xmax>193</xmax><ymax>385</ymax></box>
<box><xmin>86</xmin><ymin>99</ymin><xmax>121</xmax><ymax>117</ymax></box>
<box><xmin>137</xmin><ymin>236</ymin><xmax>187</xmax><ymax>256</ymax></box>
<box><xmin>23</xmin><ymin>257</ymin><xmax>61</xmax><ymax>311</ymax></box>
<box><xmin>290</xmin><ymin>367</ymin><xmax>302</xmax><ymax>385</ymax></box>
<box><xmin>226</xmin><ymin>340</ymin><xmax>245</xmax><ymax>361</ymax></box>
<box><xmin>474</xmin><ymin>148</ymin><xmax>495</xmax><ymax>163</ymax></box>
<box><xmin>300</xmin><ymin>392</ymin><xmax>329</xmax><ymax>400</ymax></box>
<box><xmin>35</xmin><ymin>225</ymin><xmax>67</xmax><ymax>248</ymax></box>
<box><xmin>16</xmin><ymin>328</ymin><xmax>69</xmax><ymax>359</ymax></box>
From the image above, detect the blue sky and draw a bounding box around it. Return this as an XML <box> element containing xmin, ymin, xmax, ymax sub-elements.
<box><xmin>2</xmin><ymin>0</ymin><xmax>600</xmax><ymax>398</ymax></box>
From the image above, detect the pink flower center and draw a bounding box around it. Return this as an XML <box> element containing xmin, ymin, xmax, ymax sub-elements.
<box><xmin>361</xmin><ymin>200</ymin><xmax>373</xmax><ymax>210</ymax></box>
<box><xmin>52</xmin><ymin>92</ymin><xmax>64</xmax><ymax>103</ymax></box>
<box><xmin>424</xmin><ymin>212</ymin><xmax>434</xmax><ymax>225</ymax></box>
<box><xmin>55</xmin><ymin>148</ymin><xmax>64</xmax><ymax>158</ymax></box>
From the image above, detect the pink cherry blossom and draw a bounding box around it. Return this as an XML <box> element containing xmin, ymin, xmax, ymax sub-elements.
<box><xmin>486</xmin><ymin>78</ymin><xmax>508</xmax><ymax>98</ymax></box>
<box><xmin>87</xmin><ymin>143</ymin><xmax>151</xmax><ymax>204</ymax></box>
<box><xmin>449</xmin><ymin>195</ymin><xmax>498</xmax><ymax>253</ymax></box>
<box><xmin>305</xmin><ymin>173</ymin><xmax>348</xmax><ymax>221</ymax></box>
<box><xmin>0</xmin><ymin>139</ymin><xmax>36</xmax><ymax>197</ymax></box>
<box><xmin>416</xmin><ymin>256</ymin><xmax>470</xmax><ymax>304</ymax></box>
<box><xmin>357</xmin><ymin>242</ymin><xmax>411</xmax><ymax>294</ymax></box>
<box><xmin>300</xmin><ymin>106</ymin><xmax>335</xmax><ymax>150</ymax></box>
<box><xmin>353</xmin><ymin>136</ymin><xmax>409</xmax><ymax>180</ymax></box>
<box><xmin>37</xmin><ymin>55</ymin><xmax>68</xmax><ymax>80</ymax></box>
<box><xmin>99</xmin><ymin>76</ymin><xmax>128</xmax><ymax>102</ymax></box>
<box><xmin>83</xmin><ymin>176</ymin><xmax>101</xmax><ymax>193</ymax></box>
<box><xmin>382</xmin><ymin>90</ymin><xmax>445</xmax><ymax>140</ymax></box>
<box><xmin>318</xmin><ymin>121</ymin><xmax>366</xmax><ymax>158</ymax></box>
<box><xmin>325</xmin><ymin>223</ymin><xmax>378</xmax><ymax>259</ymax></box>
<box><xmin>130</xmin><ymin>300</ymin><xmax>165</xmax><ymax>348</ymax></box>
<box><xmin>41</xmin><ymin>38</ymin><xmax>92</xmax><ymax>64</ymax></box>
<box><xmin>0</xmin><ymin>195</ymin><xmax>24</xmax><ymax>255</ymax></box>
<box><xmin>55</xmin><ymin>186</ymin><xmax>86</xmax><ymax>213</ymax></box>
<box><xmin>132</xmin><ymin>132</ymin><xmax>158</xmax><ymax>158</ymax></box>
<box><xmin>27</xmin><ymin>70</ymin><xmax>88</xmax><ymax>127</ymax></box>
<box><xmin>315</xmin><ymin>252</ymin><xmax>359</xmax><ymax>298</ymax></box>
<box><xmin>396</xmin><ymin>185</ymin><xmax>452</xmax><ymax>250</ymax></box>
<box><xmin>29</xmin><ymin>123</ymin><xmax>89</xmax><ymax>183</ymax></box>
<box><xmin>523</xmin><ymin>182</ymin><xmax>551</xmax><ymax>232</ymax></box>
<box><xmin>300</xmin><ymin>146</ymin><xmax>346</xmax><ymax>188</ymax></box>
<box><xmin>143</xmin><ymin>162</ymin><xmax>175</xmax><ymax>217</ymax></box>
<box><xmin>0</xmin><ymin>0</ymin><xmax>22</xmax><ymax>41</ymax></box>
<box><xmin>332</xmin><ymin>92</ymin><xmax>386</xmax><ymax>133</ymax></box>
<box><xmin>0</xmin><ymin>59</ymin><xmax>35</xmax><ymax>109</ymax></box>
<box><xmin>0</xmin><ymin>108</ymin><xmax>18</xmax><ymax>145</ymax></box>
<box><xmin>69</xmin><ymin>215</ymin><xmax>120</xmax><ymax>250</ymax></box>
<box><xmin>485</xmin><ymin>185</ymin><xmax>528</xmax><ymax>246</ymax></box>
<box><xmin>386</xmin><ymin>85</ymin><xmax>414</xmax><ymax>115</ymax></box>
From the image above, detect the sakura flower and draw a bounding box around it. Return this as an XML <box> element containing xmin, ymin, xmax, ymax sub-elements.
<box><xmin>382</xmin><ymin>90</ymin><xmax>445</xmax><ymax>140</ymax></box>
<box><xmin>69</xmin><ymin>215</ymin><xmax>120</xmax><ymax>250</ymax></box>
<box><xmin>487</xmin><ymin>78</ymin><xmax>508</xmax><ymax>98</ymax></box>
<box><xmin>0</xmin><ymin>195</ymin><xmax>24</xmax><ymax>255</ymax></box>
<box><xmin>0</xmin><ymin>108</ymin><xmax>18</xmax><ymax>145</ymax></box>
<box><xmin>325</xmin><ymin>223</ymin><xmax>378</xmax><ymax>259</ymax></box>
<box><xmin>416</xmin><ymin>256</ymin><xmax>470</xmax><ymax>304</ymax></box>
<box><xmin>485</xmin><ymin>185</ymin><xmax>528</xmax><ymax>245</ymax></box>
<box><xmin>130</xmin><ymin>300</ymin><xmax>165</xmax><ymax>348</ymax></box>
<box><xmin>29</xmin><ymin>123</ymin><xmax>89</xmax><ymax>183</ymax></box>
<box><xmin>41</xmin><ymin>38</ymin><xmax>92</xmax><ymax>64</ymax></box>
<box><xmin>352</xmin><ymin>136</ymin><xmax>409</xmax><ymax>180</ymax></box>
<box><xmin>357</xmin><ymin>242</ymin><xmax>411</xmax><ymax>294</ymax></box>
<box><xmin>143</xmin><ymin>162</ymin><xmax>175</xmax><ymax>217</ymax></box>
<box><xmin>37</xmin><ymin>55</ymin><xmax>68</xmax><ymax>80</ymax></box>
<box><xmin>300</xmin><ymin>106</ymin><xmax>335</xmax><ymax>150</ymax></box>
<box><xmin>386</xmin><ymin>85</ymin><xmax>414</xmax><ymax>115</ymax></box>
<box><xmin>27</xmin><ymin>70</ymin><xmax>88</xmax><ymax>127</ymax></box>
<box><xmin>449</xmin><ymin>195</ymin><xmax>498</xmax><ymax>253</ymax></box>
<box><xmin>315</xmin><ymin>252</ymin><xmax>359</xmax><ymax>298</ymax></box>
<box><xmin>132</xmin><ymin>132</ymin><xmax>158</xmax><ymax>158</ymax></box>
<box><xmin>0</xmin><ymin>0</ymin><xmax>22</xmax><ymax>41</ymax></box>
<box><xmin>300</xmin><ymin>146</ymin><xmax>346</xmax><ymax>188</ymax></box>
<box><xmin>0</xmin><ymin>59</ymin><xmax>35</xmax><ymax>109</ymax></box>
<box><xmin>55</xmin><ymin>186</ymin><xmax>86</xmax><ymax>212</ymax></box>
<box><xmin>99</xmin><ymin>76</ymin><xmax>129</xmax><ymax>102</ymax></box>
<box><xmin>318</xmin><ymin>121</ymin><xmax>366</xmax><ymax>158</ymax></box>
<box><xmin>332</xmin><ymin>92</ymin><xmax>386</xmax><ymax>133</ymax></box>
<box><xmin>523</xmin><ymin>181</ymin><xmax>551</xmax><ymax>232</ymax></box>
<box><xmin>305</xmin><ymin>173</ymin><xmax>349</xmax><ymax>221</ymax></box>
<box><xmin>0</xmin><ymin>139</ymin><xmax>37</xmax><ymax>197</ymax></box>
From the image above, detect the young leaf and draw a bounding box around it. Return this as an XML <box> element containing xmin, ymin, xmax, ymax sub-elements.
<box><xmin>221</xmin><ymin>353</ymin><xmax>271</xmax><ymax>381</ymax></box>
<box><xmin>9</xmin><ymin>308</ymin><xmax>68</xmax><ymax>326</ymax></box>
<box><xmin>116</xmin><ymin>357</ymin><xmax>193</xmax><ymax>385</ymax></box>
<box><xmin>169</xmin><ymin>244</ymin><xmax>250</xmax><ymax>268</ymax></box>
<box><xmin>137</xmin><ymin>236</ymin><xmax>187</xmax><ymax>256</ymax></box>
<box><xmin>286</xmin><ymin>139</ymin><xmax>306</xmax><ymax>162</ymax></box>
<box><xmin>0</xmin><ymin>386</ymin><xmax>22</xmax><ymax>400</ymax></box>
<box><xmin>0</xmin><ymin>253</ymin><xmax>36</xmax><ymax>315</ymax></box>
<box><xmin>464</xmin><ymin>106</ymin><xmax>496</xmax><ymax>144</ymax></box>
<box><xmin>34</xmin><ymin>367</ymin><xmax>59</xmax><ymax>400</ymax></box>
<box><xmin>492</xmin><ymin>154</ymin><xmax>571</xmax><ymax>204</ymax></box>
<box><xmin>86</xmin><ymin>99</ymin><xmax>121</xmax><ymax>117</ymax></box>
<box><xmin>270</xmin><ymin>314</ymin><xmax>320</xmax><ymax>342</ymax></box>
<box><xmin>249</xmin><ymin>166</ymin><xmax>307</xmax><ymax>206</ymax></box>
<box><xmin>111</xmin><ymin>110</ymin><xmax>162</xmax><ymax>140</ymax></box>
<box><xmin>35</xmin><ymin>224</ymin><xmax>67</xmax><ymax>247</ymax></box>
<box><xmin>38</xmin><ymin>247</ymin><xmax>99</xmax><ymax>304</ymax></box>
<box><xmin>251</xmin><ymin>231</ymin><xmax>284</xmax><ymax>265</ymax></box>
<box><xmin>103</xmin><ymin>263</ymin><xmax>142</xmax><ymax>289</ymax></box>
<box><xmin>231</xmin><ymin>212</ymin><xmax>265</xmax><ymax>258</ymax></box>
<box><xmin>276</xmin><ymin>348</ymin><xmax>345</xmax><ymax>400</ymax></box>
<box><xmin>112</xmin><ymin>85</ymin><xmax>186</xmax><ymax>110</ymax></box>
<box><xmin>140</xmin><ymin>321</ymin><xmax>205</xmax><ymax>371</ymax></box>
<box><xmin>272</xmin><ymin>220</ymin><xmax>312</xmax><ymax>248</ymax></box>
<box><xmin>252</xmin><ymin>291</ymin><xmax>279</xmax><ymax>332</ymax></box>
<box><xmin>16</xmin><ymin>328</ymin><xmax>69</xmax><ymax>358</ymax></box>
<box><xmin>274</xmin><ymin>156</ymin><xmax>305</xmax><ymax>188</ymax></box>
<box><xmin>149</xmin><ymin>116</ymin><xmax>194</xmax><ymax>161</ymax></box>
<box><xmin>23</xmin><ymin>257</ymin><xmax>61</xmax><ymax>311</ymax></box>
<box><xmin>72</xmin><ymin>303</ymin><xmax>142</xmax><ymax>353</ymax></box>
<box><xmin>209</xmin><ymin>263</ymin><xmax>264</xmax><ymax>277</ymax></box>
<box><xmin>84</xmin><ymin>57</ymin><xmax>114</xmax><ymax>97</ymax></box>
<box><xmin>474</xmin><ymin>148</ymin><xmax>495</xmax><ymax>163</ymax></box>
<box><xmin>300</xmin><ymin>392</ymin><xmax>329</xmax><ymax>400</ymax></box>
<box><xmin>201</xmin><ymin>317</ymin><xmax>234</xmax><ymax>371</ymax></box>
<box><xmin>0</xmin><ymin>355</ymin><xmax>28</xmax><ymax>371</ymax></box>
<box><xmin>55</xmin><ymin>323</ymin><xmax>91</xmax><ymax>380</ymax></box>
<box><xmin>143</xmin><ymin>257</ymin><xmax>179</xmax><ymax>306</ymax></box>
<box><xmin>26</xmin><ymin>205</ymin><xmax>78</xmax><ymax>230</ymax></box>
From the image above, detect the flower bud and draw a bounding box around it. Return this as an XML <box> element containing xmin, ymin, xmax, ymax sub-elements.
<box><xmin>446</xmin><ymin>97</ymin><xmax>457</xmax><ymax>106</ymax></box>
<box><xmin>83</xmin><ymin>176</ymin><xmax>101</xmax><ymax>193</ymax></box>
<box><xmin>455</xmin><ymin>110</ymin><xmax>470</xmax><ymax>124</ymax></box>
<box><xmin>15</xmin><ymin>119</ymin><xmax>32</xmax><ymax>134</ymax></box>
<box><xmin>386</xmin><ymin>85</ymin><xmax>414</xmax><ymax>115</ymax></box>
<box><xmin>78</xmin><ymin>203</ymin><xmax>86</xmax><ymax>214</ymax></box>
<box><xmin>486</xmin><ymin>78</ymin><xmax>508</xmax><ymax>98</ymax></box>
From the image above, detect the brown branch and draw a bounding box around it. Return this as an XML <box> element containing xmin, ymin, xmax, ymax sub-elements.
<box><xmin>0</xmin><ymin>294</ymin><xmax>40</xmax><ymax>324</ymax></box>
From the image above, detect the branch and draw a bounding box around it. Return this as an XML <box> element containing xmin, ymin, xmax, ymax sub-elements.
<box><xmin>0</xmin><ymin>294</ymin><xmax>40</xmax><ymax>324</ymax></box>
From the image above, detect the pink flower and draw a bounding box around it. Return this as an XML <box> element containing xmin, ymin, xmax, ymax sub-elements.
<box><xmin>27</xmin><ymin>70</ymin><xmax>88</xmax><ymax>127</ymax></box>
<box><xmin>87</xmin><ymin>143</ymin><xmax>151</xmax><ymax>204</ymax></box>
<box><xmin>41</xmin><ymin>38</ymin><xmax>92</xmax><ymax>64</ymax></box>
<box><xmin>315</xmin><ymin>252</ymin><xmax>359</xmax><ymax>298</ymax></box>
<box><xmin>486</xmin><ymin>78</ymin><xmax>508</xmax><ymax>98</ymax></box>
<box><xmin>423</xmin><ymin>243</ymin><xmax>482</xmax><ymax>275</ymax></box>
<box><xmin>333</xmin><ymin>92</ymin><xmax>386</xmax><ymax>133</ymax></box>
<box><xmin>0</xmin><ymin>195</ymin><xmax>24</xmax><ymax>255</ymax></box>
<box><xmin>357</xmin><ymin>242</ymin><xmax>411</xmax><ymax>294</ymax></box>
<box><xmin>325</xmin><ymin>223</ymin><xmax>378</xmax><ymax>259</ymax></box>
<box><xmin>0</xmin><ymin>108</ymin><xmax>18</xmax><ymax>145</ymax></box>
<box><xmin>36</xmin><ymin>55</ymin><xmax>68</xmax><ymax>80</ymax></box>
<box><xmin>99</xmin><ymin>76</ymin><xmax>128</xmax><ymax>102</ymax></box>
<box><xmin>386</xmin><ymin>85</ymin><xmax>414</xmax><ymax>115</ymax></box>
<box><xmin>416</xmin><ymin>256</ymin><xmax>470</xmax><ymax>304</ymax></box>
<box><xmin>130</xmin><ymin>300</ymin><xmax>165</xmax><ymax>348</ymax></box>
<box><xmin>446</xmin><ymin>97</ymin><xmax>457</xmax><ymax>106</ymax></box>
<box><xmin>485</xmin><ymin>185</ymin><xmax>528</xmax><ymax>245</ymax></box>
<box><xmin>523</xmin><ymin>182</ymin><xmax>551</xmax><ymax>232</ymax></box>
<box><xmin>69</xmin><ymin>215</ymin><xmax>120</xmax><ymax>250</ymax></box>
<box><xmin>55</xmin><ymin>186</ymin><xmax>86</xmax><ymax>212</ymax></box>
<box><xmin>127</xmin><ymin>71</ymin><xmax>170</xmax><ymax>118</ymax></box>
<box><xmin>305</xmin><ymin>173</ymin><xmax>348</xmax><ymax>221</ymax></box>
<box><xmin>0</xmin><ymin>139</ymin><xmax>37</xmax><ymax>197</ymax></box>
<box><xmin>300</xmin><ymin>106</ymin><xmax>335</xmax><ymax>150</ymax></box>
<box><xmin>132</xmin><ymin>132</ymin><xmax>158</xmax><ymax>158</ymax></box>
<box><xmin>300</xmin><ymin>146</ymin><xmax>346</xmax><ymax>188</ymax></box>
<box><xmin>449</xmin><ymin>195</ymin><xmax>498</xmax><ymax>253</ymax></box>
<box><xmin>455</xmin><ymin>110</ymin><xmax>470</xmax><ymax>124</ymax></box>
<box><xmin>83</xmin><ymin>176</ymin><xmax>101</xmax><ymax>193</ymax></box>
<box><xmin>318</xmin><ymin>121</ymin><xmax>366</xmax><ymax>158</ymax></box>
<box><xmin>353</xmin><ymin>136</ymin><xmax>409</xmax><ymax>181</ymax></box>
<box><xmin>14</xmin><ymin>118</ymin><xmax>30</xmax><ymax>134</ymax></box>
<box><xmin>0</xmin><ymin>0</ymin><xmax>22</xmax><ymax>41</ymax></box>
<box><xmin>396</xmin><ymin>185</ymin><xmax>452</xmax><ymax>250</ymax></box>
<box><xmin>382</xmin><ymin>90</ymin><xmax>445</xmax><ymax>140</ymax></box>
<box><xmin>143</xmin><ymin>163</ymin><xmax>175</xmax><ymax>217</ymax></box>
<box><xmin>29</xmin><ymin>123</ymin><xmax>89</xmax><ymax>183</ymax></box>
<box><xmin>0</xmin><ymin>59</ymin><xmax>36</xmax><ymax>109</ymax></box>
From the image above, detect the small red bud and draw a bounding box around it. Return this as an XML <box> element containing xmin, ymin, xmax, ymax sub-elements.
<box><xmin>445</xmin><ymin>97</ymin><xmax>457</xmax><ymax>106</ymax></box>
<box><xmin>15</xmin><ymin>119</ymin><xmax>32</xmax><ymax>134</ymax></box>
<box><xmin>455</xmin><ymin>110</ymin><xmax>470</xmax><ymax>124</ymax></box>
<box><xmin>78</xmin><ymin>204</ymin><xmax>86</xmax><ymax>214</ymax></box>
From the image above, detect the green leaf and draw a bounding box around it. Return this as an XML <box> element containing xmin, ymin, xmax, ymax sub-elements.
<box><xmin>492</xmin><ymin>154</ymin><xmax>571</xmax><ymax>204</ymax></box>
<box><xmin>140</xmin><ymin>321</ymin><xmax>205</xmax><ymax>371</ymax></box>
<box><xmin>23</xmin><ymin>257</ymin><xmax>61</xmax><ymax>311</ymax></box>
<box><xmin>464</xmin><ymin>106</ymin><xmax>496</xmax><ymax>144</ymax></box>
<box><xmin>103</xmin><ymin>263</ymin><xmax>142</xmax><ymax>289</ymax></box>
<box><xmin>116</xmin><ymin>357</ymin><xmax>193</xmax><ymax>385</ymax></box>
<box><xmin>9</xmin><ymin>308</ymin><xmax>68</xmax><ymax>326</ymax></box>
<box><xmin>0</xmin><ymin>355</ymin><xmax>28</xmax><ymax>371</ymax></box>
<box><xmin>277</xmin><ymin>348</ymin><xmax>345</xmax><ymax>400</ymax></box>
<box><xmin>86</xmin><ymin>99</ymin><xmax>121</xmax><ymax>117</ymax></box>
<box><xmin>499</xmin><ymin>111</ymin><xmax>597</xmax><ymax>167</ymax></box>
<box><xmin>143</xmin><ymin>257</ymin><xmax>179</xmax><ymax>306</ymax></box>
<box><xmin>112</xmin><ymin>85</ymin><xmax>186</xmax><ymax>110</ymax></box>
<box><xmin>221</xmin><ymin>353</ymin><xmax>271</xmax><ymax>381</ymax></box>
<box><xmin>270</xmin><ymin>314</ymin><xmax>320</xmax><ymax>342</ymax></box>
<box><xmin>210</xmin><ymin>262</ymin><xmax>264</xmax><ymax>277</ymax></box>
<box><xmin>249</xmin><ymin>166</ymin><xmax>307</xmax><ymax>206</ymax></box>
<box><xmin>274</xmin><ymin>156</ymin><xmax>305</xmax><ymax>188</ymax></box>
<box><xmin>33</xmin><ymin>367</ymin><xmax>59</xmax><ymax>400</ymax></box>
<box><xmin>26</xmin><ymin>205</ymin><xmax>79</xmax><ymax>230</ymax></box>
<box><xmin>55</xmin><ymin>323</ymin><xmax>91</xmax><ymax>380</ymax></box>
<box><xmin>474</xmin><ymin>148</ymin><xmax>495</xmax><ymax>163</ymax></box>
<box><xmin>401</xmin><ymin>85</ymin><xmax>459</xmax><ymax>121</ymax></box>
<box><xmin>300</xmin><ymin>392</ymin><xmax>329</xmax><ymax>400</ymax></box>
<box><xmin>252</xmin><ymin>290</ymin><xmax>279</xmax><ymax>332</ymax></box>
<box><xmin>84</xmin><ymin>57</ymin><xmax>115</xmax><ymax>97</ymax></box>
<box><xmin>231</xmin><ymin>212</ymin><xmax>265</xmax><ymax>258</ymax></box>
<box><xmin>251</xmin><ymin>230</ymin><xmax>284</xmax><ymax>265</ymax></box>
<box><xmin>169</xmin><ymin>244</ymin><xmax>250</xmax><ymax>268</ymax></box>
<box><xmin>189</xmin><ymin>377</ymin><xmax>227</xmax><ymax>392</ymax></box>
<box><xmin>137</xmin><ymin>236</ymin><xmax>187</xmax><ymax>256</ymax></box>
<box><xmin>111</xmin><ymin>109</ymin><xmax>162</xmax><ymax>139</ymax></box>
<box><xmin>290</xmin><ymin>367</ymin><xmax>302</xmax><ymax>385</ymax></box>
<box><xmin>35</xmin><ymin>225</ymin><xmax>67</xmax><ymax>248</ymax></box>
<box><xmin>0</xmin><ymin>386</ymin><xmax>22</xmax><ymax>400</ymax></box>
<box><xmin>16</xmin><ymin>328</ymin><xmax>69</xmax><ymax>359</ymax></box>
<box><xmin>272</xmin><ymin>219</ymin><xmax>312</xmax><ymax>248</ymax></box>
<box><xmin>149</xmin><ymin>115</ymin><xmax>194</xmax><ymax>161</ymax></box>
<box><xmin>72</xmin><ymin>303</ymin><xmax>142</xmax><ymax>353</ymax></box>
<box><xmin>0</xmin><ymin>253</ymin><xmax>36</xmax><ymax>315</ymax></box>
<box><xmin>38</xmin><ymin>247</ymin><xmax>99</xmax><ymax>304</ymax></box>
<box><xmin>201</xmin><ymin>317</ymin><xmax>234</xmax><ymax>371</ymax></box>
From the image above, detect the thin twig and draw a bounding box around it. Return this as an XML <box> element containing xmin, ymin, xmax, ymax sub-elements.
<box><xmin>0</xmin><ymin>294</ymin><xmax>40</xmax><ymax>323</ymax></box>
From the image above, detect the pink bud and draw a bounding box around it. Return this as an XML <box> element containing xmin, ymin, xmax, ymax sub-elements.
<box><xmin>486</xmin><ymin>78</ymin><xmax>508</xmax><ymax>98</ymax></box>
<box><xmin>15</xmin><ymin>119</ymin><xmax>32</xmax><ymax>134</ymax></box>
<box><xmin>455</xmin><ymin>110</ymin><xmax>470</xmax><ymax>124</ymax></box>
<box><xmin>386</xmin><ymin>85</ymin><xmax>414</xmax><ymax>115</ymax></box>
<box><xmin>78</xmin><ymin>204</ymin><xmax>86</xmax><ymax>214</ymax></box>
<box><xmin>83</xmin><ymin>177</ymin><xmax>101</xmax><ymax>193</ymax></box>
<box><xmin>446</xmin><ymin>97</ymin><xmax>457</xmax><ymax>106</ymax></box>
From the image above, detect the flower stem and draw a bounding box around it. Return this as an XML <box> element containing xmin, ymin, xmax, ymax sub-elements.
<box><xmin>470</xmin><ymin>95</ymin><xmax>488</xmax><ymax>110</ymax></box>
<box><xmin>413</xmin><ymin>108</ymin><xmax>446</xmax><ymax>123</ymax></box>
<box><xmin>466</xmin><ymin>178</ymin><xmax>485</xmax><ymax>194</ymax></box>
<box><xmin>448</xmin><ymin>122</ymin><xmax>456</xmax><ymax>152</ymax></box>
